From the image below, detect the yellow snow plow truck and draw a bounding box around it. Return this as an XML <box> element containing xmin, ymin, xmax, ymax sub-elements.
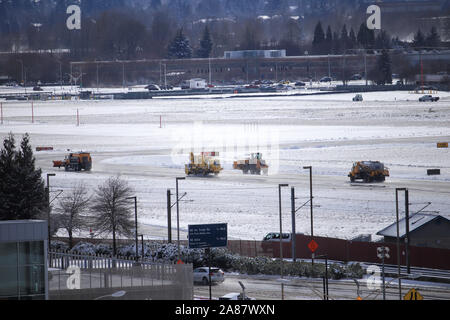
<box><xmin>348</xmin><ymin>161</ymin><xmax>389</xmax><ymax>183</ymax></box>
<box><xmin>185</xmin><ymin>152</ymin><xmax>223</xmax><ymax>176</ymax></box>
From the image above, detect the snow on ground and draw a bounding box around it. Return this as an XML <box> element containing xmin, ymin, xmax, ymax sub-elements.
<box><xmin>1</xmin><ymin>89</ymin><xmax>450</xmax><ymax>242</ymax></box>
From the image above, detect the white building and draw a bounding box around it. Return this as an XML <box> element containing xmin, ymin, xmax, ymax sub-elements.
<box><xmin>224</xmin><ymin>50</ymin><xmax>286</xmax><ymax>59</ymax></box>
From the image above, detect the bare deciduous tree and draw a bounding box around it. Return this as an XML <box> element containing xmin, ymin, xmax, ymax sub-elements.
<box><xmin>91</xmin><ymin>176</ymin><xmax>134</xmax><ymax>256</ymax></box>
<box><xmin>54</xmin><ymin>183</ymin><xmax>91</xmax><ymax>249</ymax></box>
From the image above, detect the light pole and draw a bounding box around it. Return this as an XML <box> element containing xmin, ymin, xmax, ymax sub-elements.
<box><xmin>126</xmin><ymin>196</ymin><xmax>139</xmax><ymax>261</ymax></box>
<box><xmin>176</xmin><ymin>177</ymin><xmax>185</xmax><ymax>256</ymax></box>
<box><xmin>395</xmin><ymin>187</ymin><xmax>406</xmax><ymax>299</ymax></box>
<box><xmin>303</xmin><ymin>166</ymin><xmax>314</xmax><ymax>265</ymax></box>
<box><xmin>46</xmin><ymin>173</ymin><xmax>55</xmax><ymax>248</ymax></box>
<box><xmin>278</xmin><ymin>183</ymin><xmax>288</xmax><ymax>300</ymax></box>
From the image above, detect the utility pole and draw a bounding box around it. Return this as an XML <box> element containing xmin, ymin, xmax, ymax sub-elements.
<box><xmin>364</xmin><ymin>51</ymin><xmax>368</xmax><ymax>86</ymax></box>
<box><xmin>122</xmin><ymin>63</ymin><xmax>125</xmax><ymax>89</ymax></box>
<box><xmin>46</xmin><ymin>173</ymin><xmax>55</xmax><ymax>249</ymax></box>
<box><xmin>176</xmin><ymin>177</ymin><xmax>185</xmax><ymax>256</ymax></box>
<box><xmin>405</xmin><ymin>189</ymin><xmax>411</xmax><ymax>274</ymax></box>
<box><xmin>303</xmin><ymin>166</ymin><xmax>314</xmax><ymax>265</ymax></box>
<box><xmin>291</xmin><ymin>187</ymin><xmax>296</xmax><ymax>262</ymax></box>
<box><xmin>395</xmin><ymin>187</ymin><xmax>406</xmax><ymax>300</ymax></box>
<box><xmin>328</xmin><ymin>54</ymin><xmax>331</xmax><ymax>78</ymax></box>
<box><xmin>208</xmin><ymin>57</ymin><xmax>212</xmax><ymax>85</ymax></box>
<box><xmin>278</xmin><ymin>183</ymin><xmax>288</xmax><ymax>300</ymax></box>
<box><xmin>167</xmin><ymin>189</ymin><xmax>172</xmax><ymax>243</ymax></box>
<box><xmin>126</xmin><ymin>196</ymin><xmax>139</xmax><ymax>261</ymax></box>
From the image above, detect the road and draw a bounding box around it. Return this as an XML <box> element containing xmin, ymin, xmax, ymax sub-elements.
<box><xmin>194</xmin><ymin>273</ymin><xmax>450</xmax><ymax>300</ymax></box>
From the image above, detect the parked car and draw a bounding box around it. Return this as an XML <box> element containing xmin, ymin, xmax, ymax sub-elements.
<box><xmin>350</xmin><ymin>74</ymin><xmax>362</xmax><ymax>80</ymax></box>
<box><xmin>33</xmin><ymin>86</ymin><xmax>43</xmax><ymax>91</ymax></box>
<box><xmin>320</xmin><ymin>76</ymin><xmax>332</xmax><ymax>82</ymax></box>
<box><xmin>145</xmin><ymin>84</ymin><xmax>161</xmax><ymax>91</ymax></box>
<box><xmin>160</xmin><ymin>85</ymin><xmax>173</xmax><ymax>90</ymax></box>
<box><xmin>419</xmin><ymin>95</ymin><xmax>439</xmax><ymax>102</ymax></box>
<box><xmin>262</xmin><ymin>232</ymin><xmax>291</xmax><ymax>242</ymax></box>
<box><xmin>193</xmin><ymin>267</ymin><xmax>225</xmax><ymax>285</ymax></box>
<box><xmin>295</xmin><ymin>81</ymin><xmax>306</xmax><ymax>87</ymax></box>
<box><xmin>352</xmin><ymin>94</ymin><xmax>363</xmax><ymax>101</ymax></box>
<box><xmin>219</xmin><ymin>293</ymin><xmax>255</xmax><ymax>300</ymax></box>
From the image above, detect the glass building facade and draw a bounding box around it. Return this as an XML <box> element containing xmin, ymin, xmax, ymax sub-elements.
<box><xmin>0</xmin><ymin>220</ymin><xmax>48</xmax><ymax>300</ymax></box>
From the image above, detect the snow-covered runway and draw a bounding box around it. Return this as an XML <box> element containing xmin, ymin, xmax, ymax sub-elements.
<box><xmin>1</xmin><ymin>89</ymin><xmax>449</xmax><ymax>241</ymax></box>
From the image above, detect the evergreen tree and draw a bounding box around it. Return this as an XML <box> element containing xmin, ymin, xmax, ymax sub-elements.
<box><xmin>425</xmin><ymin>26</ymin><xmax>440</xmax><ymax>48</ymax></box>
<box><xmin>413</xmin><ymin>29</ymin><xmax>425</xmax><ymax>48</ymax></box>
<box><xmin>167</xmin><ymin>28</ymin><xmax>193</xmax><ymax>59</ymax></box>
<box><xmin>375</xmin><ymin>30</ymin><xmax>391</xmax><ymax>49</ymax></box>
<box><xmin>196</xmin><ymin>26</ymin><xmax>213</xmax><ymax>58</ymax></box>
<box><xmin>312</xmin><ymin>21</ymin><xmax>325</xmax><ymax>54</ymax></box>
<box><xmin>370</xmin><ymin>49</ymin><xmax>392</xmax><ymax>85</ymax></box>
<box><xmin>325</xmin><ymin>25</ymin><xmax>333</xmax><ymax>54</ymax></box>
<box><xmin>332</xmin><ymin>31</ymin><xmax>340</xmax><ymax>54</ymax></box>
<box><xmin>357</xmin><ymin>23</ymin><xmax>375</xmax><ymax>49</ymax></box>
<box><xmin>349</xmin><ymin>28</ymin><xmax>357</xmax><ymax>49</ymax></box>
<box><xmin>0</xmin><ymin>133</ymin><xmax>47</xmax><ymax>221</ymax></box>
<box><xmin>340</xmin><ymin>24</ymin><xmax>349</xmax><ymax>52</ymax></box>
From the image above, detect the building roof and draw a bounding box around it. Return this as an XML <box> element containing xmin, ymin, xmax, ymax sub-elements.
<box><xmin>0</xmin><ymin>220</ymin><xmax>48</xmax><ymax>242</ymax></box>
<box><xmin>376</xmin><ymin>214</ymin><xmax>449</xmax><ymax>238</ymax></box>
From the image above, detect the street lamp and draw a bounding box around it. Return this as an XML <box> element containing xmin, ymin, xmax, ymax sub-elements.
<box><xmin>278</xmin><ymin>183</ymin><xmax>288</xmax><ymax>300</ymax></box>
<box><xmin>303</xmin><ymin>166</ymin><xmax>314</xmax><ymax>265</ymax></box>
<box><xmin>126</xmin><ymin>196</ymin><xmax>139</xmax><ymax>261</ymax></box>
<box><xmin>176</xmin><ymin>177</ymin><xmax>185</xmax><ymax>256</ymax></box>
<box><xmin>46</xmin><ymin>173</ymin><xmax>56</xmax><ymax>248</ymax></box>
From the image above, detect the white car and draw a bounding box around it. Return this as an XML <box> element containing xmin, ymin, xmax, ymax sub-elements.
<box><xmin>219</xmin><ymin>292</ymin><xmax>255</xmax><ymax>300</ymax></box>
<box><xmin>193</xmin><ymin>267</ymin><xmax>225</xmax><ymax>285</ymax></box>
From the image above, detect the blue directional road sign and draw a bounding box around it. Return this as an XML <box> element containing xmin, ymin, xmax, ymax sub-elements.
<box><xmin>188</xmin><ymin>223</ymin><xmax>228</xmax><ymax>249</ymax></box>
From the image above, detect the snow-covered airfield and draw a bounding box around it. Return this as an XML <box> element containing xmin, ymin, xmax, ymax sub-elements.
<box><xmin>1</xmin><ymin>87</ymin><xmax>450</xmax><ymax>241</ymax></box>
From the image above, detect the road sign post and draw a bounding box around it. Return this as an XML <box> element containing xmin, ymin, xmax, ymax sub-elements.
<box><xmin>188</xmin><ymin>223</ymin><xmax>228</xmax><ymax>300</ymax></box>
<box><xmin>377</xmin><ymin>246</ymin><xmax>390</xmax><ymax>300</ymax></box>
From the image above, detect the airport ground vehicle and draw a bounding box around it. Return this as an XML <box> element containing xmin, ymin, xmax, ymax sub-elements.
<box><xmin>348</xmin><ymin>161</ymin><xmax>389</xmax><ymax>182</ymax></box>
<box><xmin>185</xmin><ymin>152</ymin><xmax>223</xmax><ymax>176</ymax></box>
<box><xmin>419</xmin><ymin>95</ymin><xmax>439</xmax><ymax>102</ymax></box>
<box><xmin>193</xmin><ymin>267</ymin><xmax>225</xmax><ymax>285</ymax></box>
<box><xmin>53</xmin><ymin>152</ymin><xmax>92</xmax><ymax>171</ymax></box>
<box><xmin>233</xmin><ymin>153</ymin><xmax>268</xmax><ymax>175</ymax></box>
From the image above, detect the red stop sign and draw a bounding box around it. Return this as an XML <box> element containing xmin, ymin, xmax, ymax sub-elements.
<box><xmin>308</xmin><ymin>240</ymin><xmax>319</xmax><ymax>253</ymax></box>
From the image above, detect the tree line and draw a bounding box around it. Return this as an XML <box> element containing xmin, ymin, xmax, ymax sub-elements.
<box><xmin>311</xmin><ymin>22</ymin><xmax>444</xmax><ymax>55</ymax></box>
<box><xmin>0</xmin><ymin>133</ymin><xmax>137</xmax><ymax>255</ymax></box>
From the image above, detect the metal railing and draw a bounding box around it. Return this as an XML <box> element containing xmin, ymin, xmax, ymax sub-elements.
<box><xmin>48</xmin><ymin>250</ymin><xmax>193</xmax><ymax>300</ymax></box>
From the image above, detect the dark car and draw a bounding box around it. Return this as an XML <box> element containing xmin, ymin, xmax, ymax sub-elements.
<box><xmin>145</xmin><ymin>84</ymin><xmax>161</xmax><ymax>91</ymax></box>
<box><xmin>33</xmin><ymin>86</ymin><xmax>43</xmax><ymax>91</ymax></box>
<box><xmin>295</xmin><ymin>81</ymin><xmax>306</xmax><ymax>87</ymax></box>
<box><xmin>320</xmin><ymin>76</ymin><xmax>332</xmax><ymax>82</ymax></box>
